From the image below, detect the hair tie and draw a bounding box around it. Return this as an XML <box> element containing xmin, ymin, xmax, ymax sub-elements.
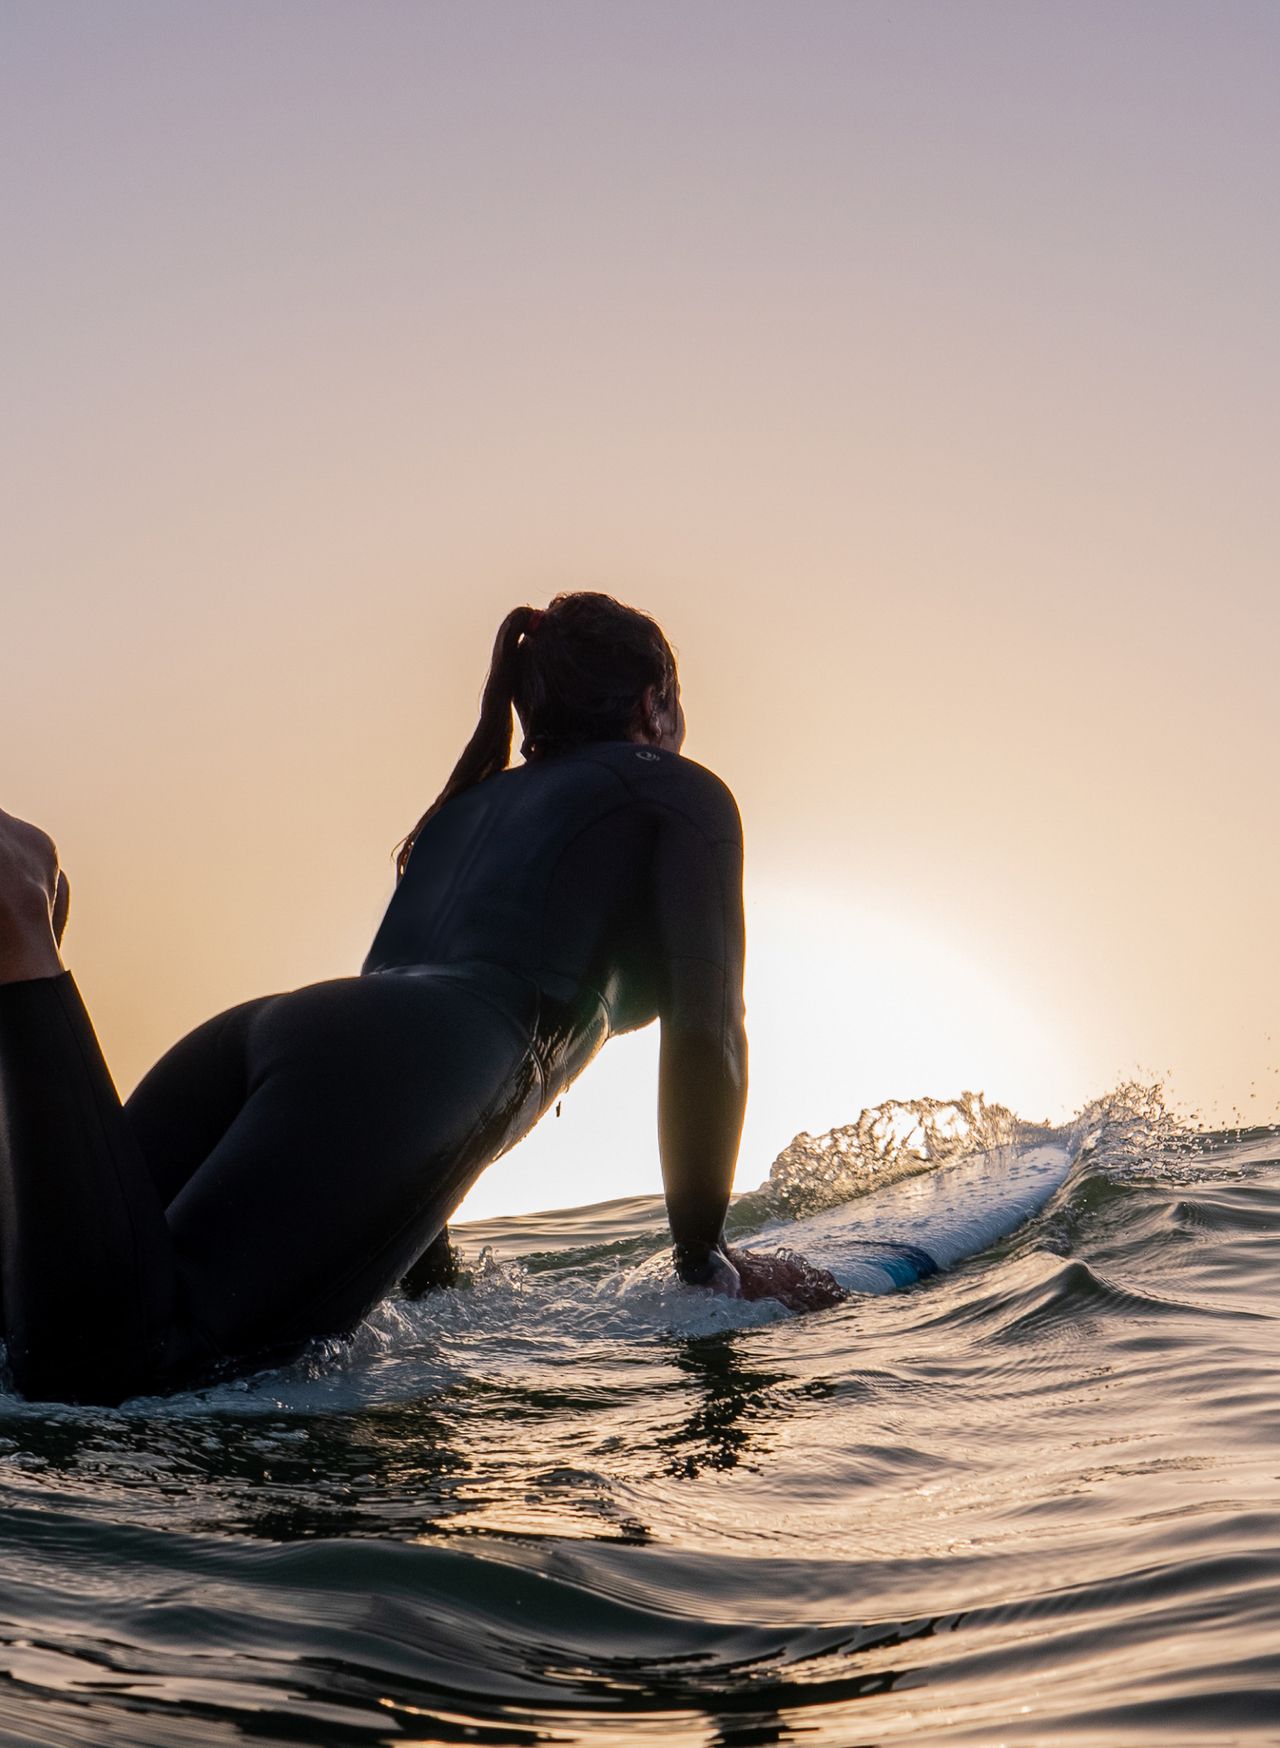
<box><xmin>525</xmin><ymin>609</ymin><xmax>544</xmax><ymax>635</ymax></box>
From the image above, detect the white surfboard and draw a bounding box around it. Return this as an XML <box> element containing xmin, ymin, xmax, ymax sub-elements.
<box><xmin>737</xmin><ymin>1140</ymin><xmax>1075</xmax><ymax>1295</ymax></box>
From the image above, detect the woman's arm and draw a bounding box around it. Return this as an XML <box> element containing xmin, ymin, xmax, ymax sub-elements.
<box><xmin>646</xmin><ymin>766</ymin><xmax>844</xmax><ymax>1314</ymax></box>
<box><xmin>659</xmin><ymin>1025</ymin><xmax>747</xmax><ymax>1291</ymax></box>
<box><xmin>651</xmin><ymin>776</ymin><xmax>748</xmax><ymax>1286</ymax></box>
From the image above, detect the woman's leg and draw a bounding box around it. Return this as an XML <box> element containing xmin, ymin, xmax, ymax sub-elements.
<box><xmin>0</xmin><ymin>811</ymin><xmax>540</xmax><ymax>1401</ymax></box>
<box><xmin>0</xmin><ymin>811</ymin><xmax>174</xmax><ymax>1401</ymax></box>
<box><xmin>123</xmin><ymin>996</ymin><xmax>276</xmax><ymax>1210</ymax></box>
<box><xmin>162</xmin><ymin>972</ymin><xmax>539</xmax><ymax>1359</ymax></box>
<box><xmin>0</xmin><ymin>971</ymin><xmax>176</xmax><ymax>1403</ymax></box>
<box><xmin>0</xmin><ymin>967</ymin><xmax>536</xmax><ymax>1402</ymax></box>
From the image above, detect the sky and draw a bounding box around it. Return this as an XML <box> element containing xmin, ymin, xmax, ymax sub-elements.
<box><xmin>3</xmin><ymin>2</ymin><xmax>1277</xmax><ymax>1219</ymax></box>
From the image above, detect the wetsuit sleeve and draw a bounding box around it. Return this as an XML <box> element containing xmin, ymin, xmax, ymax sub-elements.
<box><xmin>651</xmin><ymin>780</ymin><xmax>748</xmax><ymax>1280</ymax></box>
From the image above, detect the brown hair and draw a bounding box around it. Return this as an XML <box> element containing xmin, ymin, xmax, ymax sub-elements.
<box><xmin>395</xmin><ymin>591</ymin><xmax>677</xmax><ymax>877</ymax></box>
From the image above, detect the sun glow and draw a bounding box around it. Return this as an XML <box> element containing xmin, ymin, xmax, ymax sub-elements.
<box><xmin>457</xmin><ymin>880</ymin><xmax>1078</xmax><ymax>1222</ymax></box>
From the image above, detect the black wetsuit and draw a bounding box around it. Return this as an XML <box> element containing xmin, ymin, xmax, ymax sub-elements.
<box><xmin>0</xmin><ymin>743</ymin><xmax>746</xmax><ymax>1404</ymax></box>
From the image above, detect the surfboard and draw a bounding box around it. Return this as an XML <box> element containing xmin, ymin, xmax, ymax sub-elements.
<box><xmin>737</xmin><ymin>1140</ymin><xmax>1076</xmax><ymax>1295</ymax></box>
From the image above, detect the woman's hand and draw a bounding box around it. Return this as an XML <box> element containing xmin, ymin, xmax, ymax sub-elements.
<box><xmin>674</xmin><ymin>1241</ymin><xmax>845</xmax><ymax>1312</ymax></box>
<box><xmin>725</xmin><ymin>1246</ymin><xmax>846</xmax><ymax>1313</ymax></box>
<box><xmin>697</xmin><ymin>1247</ymin><xmax>743</xmax><ymax>1298</ymax></box>
<box><xmin>673</xmin><ymin>1241</ymin><xmax>742</xmax><ymax>1298</ymax></box>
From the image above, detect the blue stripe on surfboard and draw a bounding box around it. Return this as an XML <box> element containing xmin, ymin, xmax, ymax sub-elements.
<box><xmin>841</xmin><ymin>1239</ymin><xmax>939</xmax><ymax>1285</ymax></box>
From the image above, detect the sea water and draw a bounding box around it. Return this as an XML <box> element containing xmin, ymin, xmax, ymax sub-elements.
<box><xmin>0</xmin><ymin>1090</ymin><xmax>1276</xmax><ymax>1745</ymax></box>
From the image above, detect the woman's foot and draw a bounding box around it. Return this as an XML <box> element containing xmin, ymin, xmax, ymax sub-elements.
<box><xmin>0</xmin><ymin>809</ymin><xmax>66</xmax><ymax>983</ymax></box>
<box><xmin>400</xmin><ymin>1226</ymin><xmax>465</xmax><ymax>1295</ymax></box>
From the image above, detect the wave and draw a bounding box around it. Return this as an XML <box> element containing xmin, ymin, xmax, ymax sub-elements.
<box><xmin>0</xmin><ymin>1082</ymin><xmax>1263</xmax><ymax>1422</ymax></box>
<box><xmin>80</xmin><ymin>1082</ymin><xmax>1246</xmax><ymax>1414</ymax></box>
<box><xmin>738</xmin><ymin>1079</ymin><xmax>1232</xmax><ymax>1227</ymax></box>
<box><xmin>0</xmin><ymin>1087</ymin><xmax>1276</xmax><ymax>1745</ymax></box>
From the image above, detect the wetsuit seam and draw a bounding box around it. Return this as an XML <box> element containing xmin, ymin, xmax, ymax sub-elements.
<box><xmin>623</xmin><ymin>789</ymin><xmax>740</xmax><ymax>848</ymax></box>
<box><xmin>537</xmin><ymin>962</ymin><xmax>613</xmax><ymax>1028</ymax></box>
<box><xmin>440</xmin><ymin>975</ymin><xmax>537</xmax><ymax>1055</ymax></box>
<box><xmin>571</xmin><ymin>750</ymin><xmax>740</xmax><ymax>843</ymax></box>
<box><xmin>664</xmin><ymin>951</ymin><xmax>730</xmax><ymax>973</ymax></box>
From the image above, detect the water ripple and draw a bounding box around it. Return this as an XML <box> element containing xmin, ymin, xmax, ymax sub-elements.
<box><xmin>0</xmin><ymin>1095</ymin><xmax>1275</xmax><ymax>1742</ymax></box>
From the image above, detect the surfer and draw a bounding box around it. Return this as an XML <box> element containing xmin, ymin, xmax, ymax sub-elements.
<box><xmin>0</xmin><ymin>591</ymin><xmax>839</xmax><ymax>1406</ymax></box>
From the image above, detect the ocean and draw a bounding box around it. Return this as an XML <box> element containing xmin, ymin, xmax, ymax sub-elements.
<box><xmin>0</xmin><ymin>1091</ymin><xmax>1275</xmax><ymax>1746</ymax></box>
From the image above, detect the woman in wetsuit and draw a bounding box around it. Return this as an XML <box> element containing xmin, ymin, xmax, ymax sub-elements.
<box><xmin>0</xmin><ymin>592</ymin><xmax>832</xmax><ymax>1406</ymax></box>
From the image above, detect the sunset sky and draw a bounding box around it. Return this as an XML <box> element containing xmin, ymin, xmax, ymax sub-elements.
<box><xmin>4</xmin><ymin>2</ymin><xmax>1277</xmax><ymax>1219</ymax></box>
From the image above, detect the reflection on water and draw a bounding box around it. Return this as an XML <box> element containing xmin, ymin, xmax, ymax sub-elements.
<box><xmin>660</xmin><ymin>1333</ymin><xmax>789</xmax><ymax>1477</ymax></box>
<box><xmin>0</xmin><ymin>1098</ymin><xmax>1275</xmax><ymax>1744</ymax></box>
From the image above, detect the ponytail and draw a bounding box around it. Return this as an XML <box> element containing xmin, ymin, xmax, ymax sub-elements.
<box><xmin>394</xmin><ymin>606</ymin><xmax>539</xmax><ymax>878</ymax></box>
<box><xmin>395</xmin><ymin>590</ymin><xmax>678</xmax><ymax>879</ymax></box>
